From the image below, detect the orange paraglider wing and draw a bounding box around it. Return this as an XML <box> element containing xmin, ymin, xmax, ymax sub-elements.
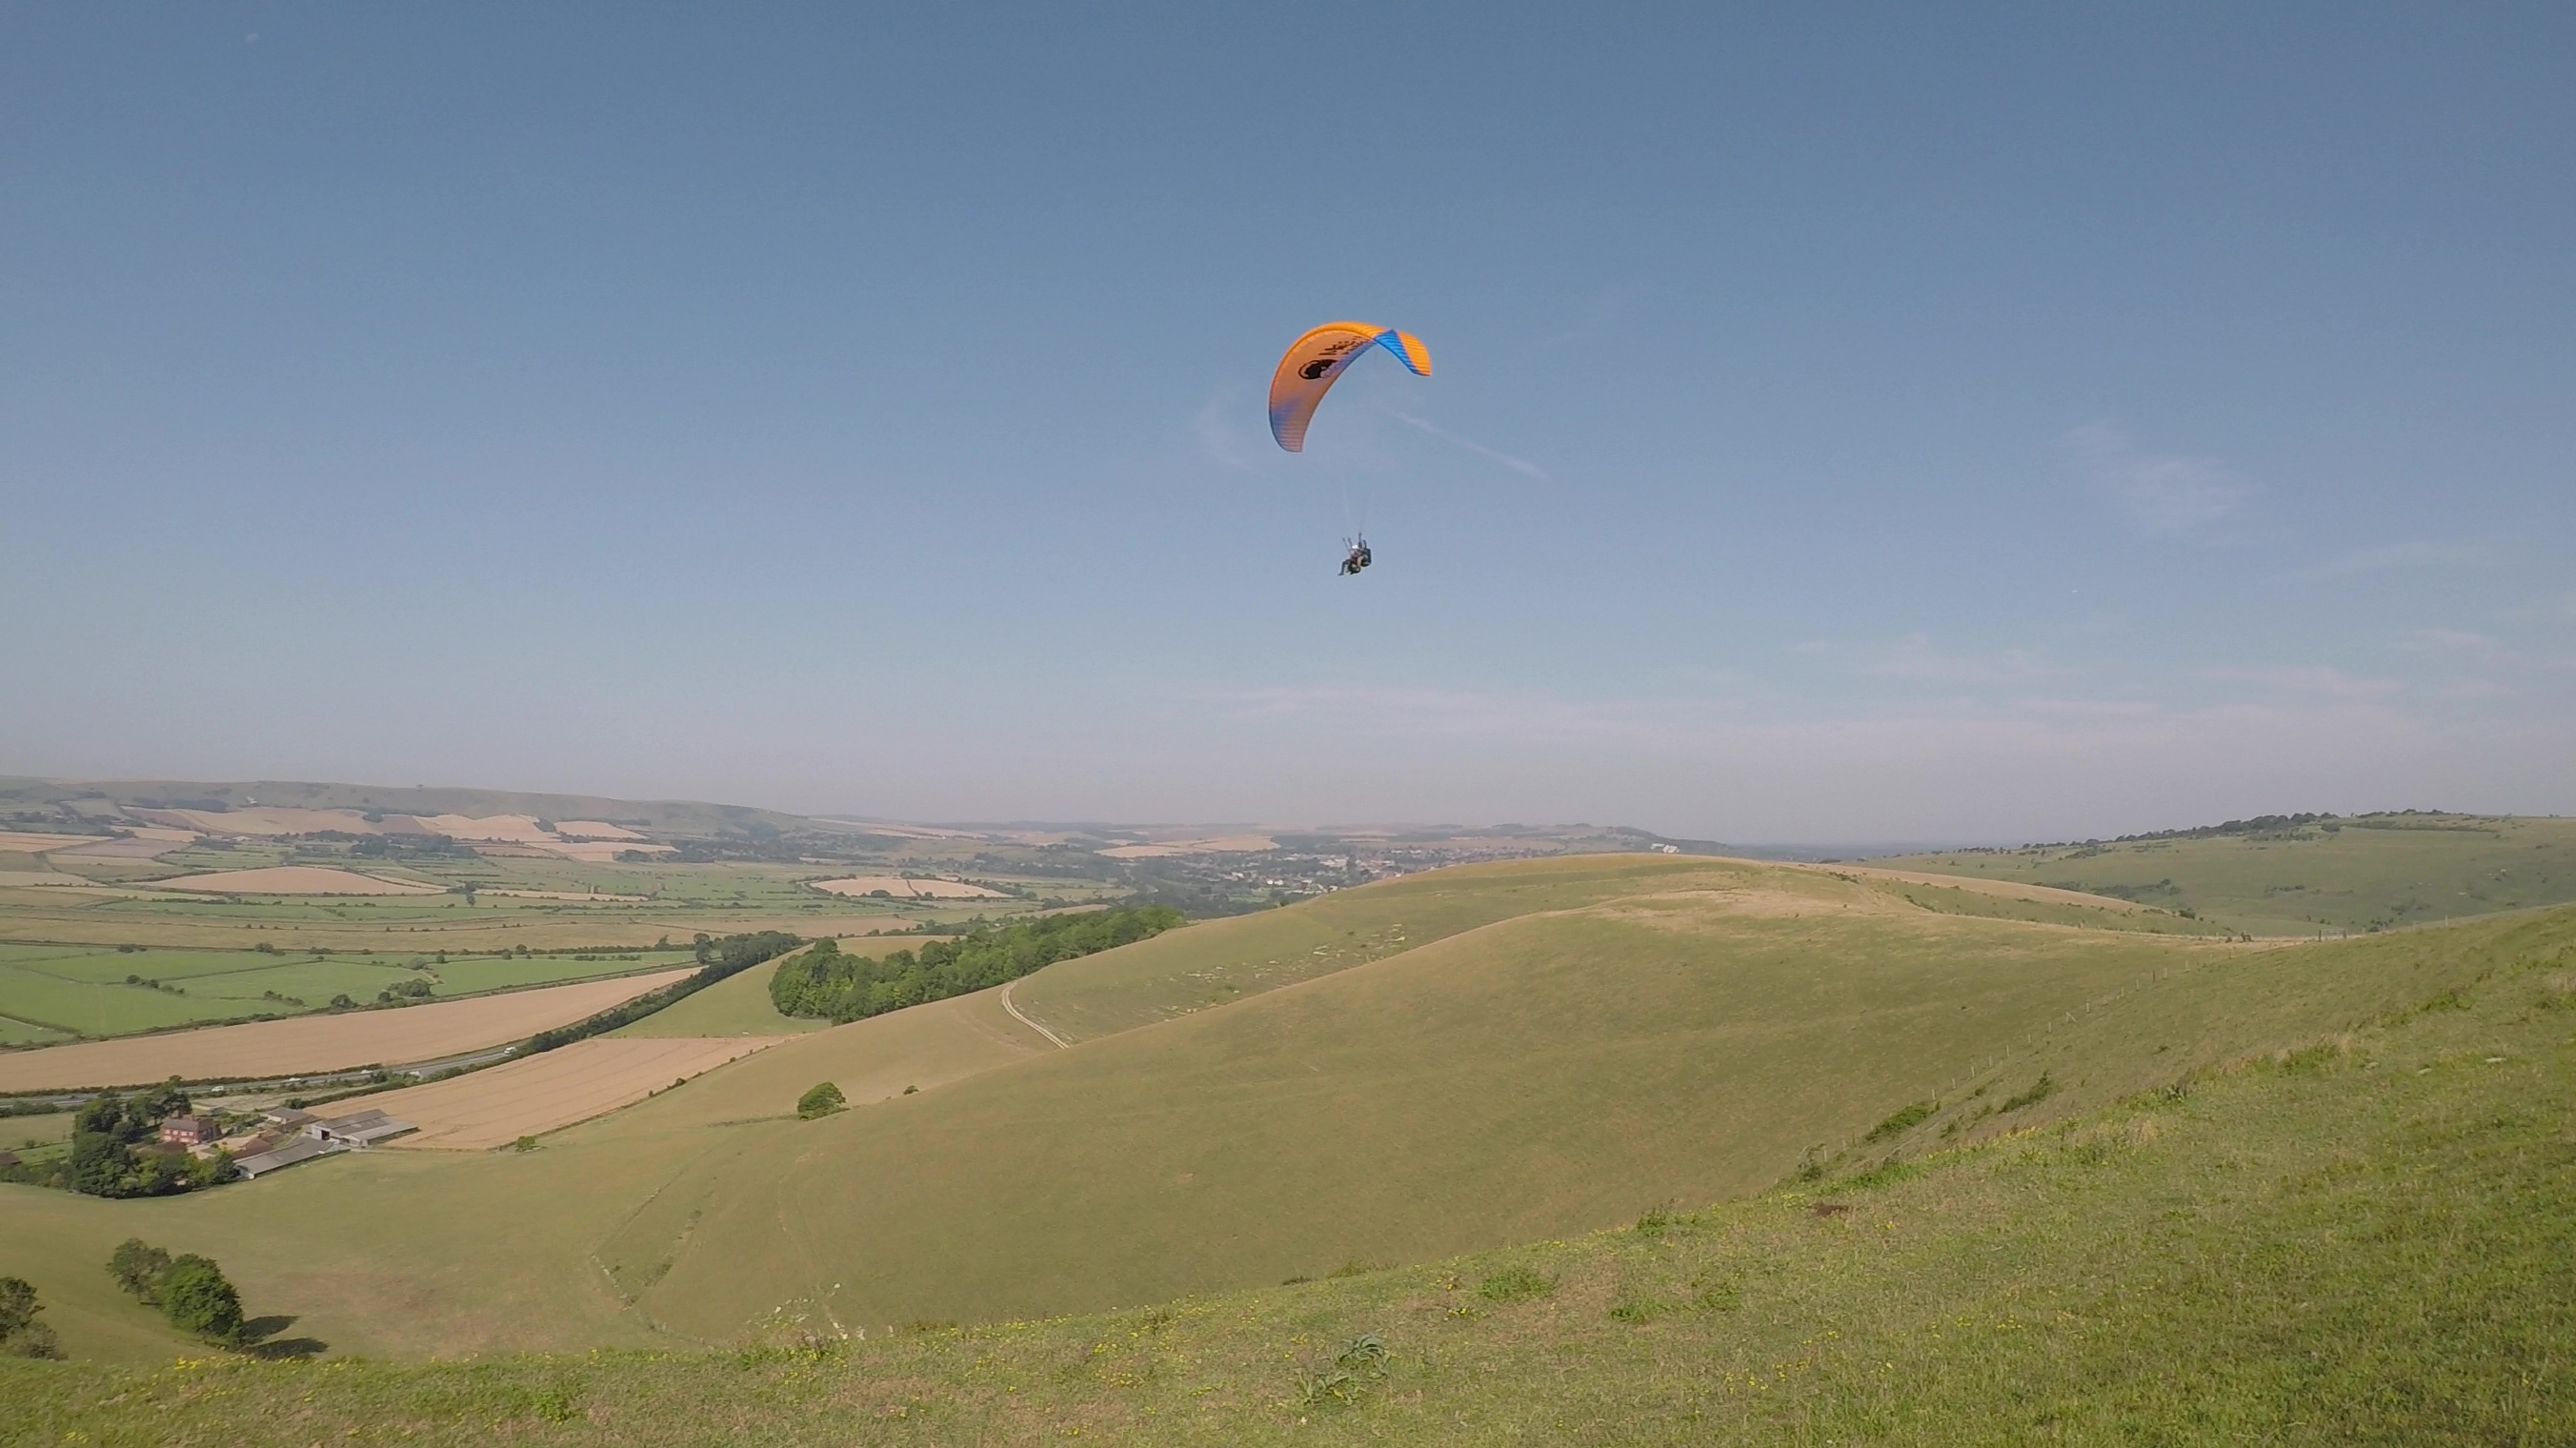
<box><xmin>1267</xmin><ymin>322</ymin><xmax>1432</xmax><ymax>452</ymax></box>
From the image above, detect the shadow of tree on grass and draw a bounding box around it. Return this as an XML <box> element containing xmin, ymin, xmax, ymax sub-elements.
<box><xmin>238</xmin><ymin>1315</ymin><xmax>327</xmax><ymax>1360</ymax></box>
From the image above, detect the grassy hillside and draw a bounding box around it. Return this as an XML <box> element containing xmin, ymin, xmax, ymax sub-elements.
<box><xmin>0</xmin><ymin>984</ymin><xmax>1061</xmax><ymax>1363</ymax></box>
<box><xmin>1007</xmin><ymin>854</ymin><xmax>2221</xmax><ymax>1044</ymax></box>
<box><xmin>1886</xmin><ymin>811</ymin><xmax>2576</xmax><ymax>935</ymax></box>
<box><xmin>7</xmin><ymin>907</ymin><xmax>2569</xmax><ymax>1444</ymax></box>
<box><xmin>597</xmin><ymin>862</ymin><xmax>2532</xmax><ymax>1345</ymax></box>
<box><xmin>0</xmin><ymin>855</ymin><xmax>2559</xmax><ymax>1375</ymax></box>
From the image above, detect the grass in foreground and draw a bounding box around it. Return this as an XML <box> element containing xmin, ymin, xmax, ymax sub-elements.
<box><xmin>6</xmin><ymin>919</ymin><xmax>2569</xmax><ymax>1443</ymax></box>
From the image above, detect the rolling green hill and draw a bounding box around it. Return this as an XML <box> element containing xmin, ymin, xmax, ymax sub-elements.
<box><xmin>0</xmin><ymin>855</ymin><xmax>2566</xmax><ymax>1389</ymax></box>
<box><xmin>594</xmin><ymin>858</ymin><xmax>2527</xmax><ymax>1344</ymax></box>
<box><xmin>8</xmin><ymin>900</ymin><xmax>2568</xmax><ymax>1444</ymax></box>
<box><xmin>1885</xmin><ymin>811</ymin><xmax>2576</xmax><ymax>935</ymax></box>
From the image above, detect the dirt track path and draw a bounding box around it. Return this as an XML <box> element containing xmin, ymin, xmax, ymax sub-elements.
<box><xmin>997</xmin><ymin>981</ymin><xmax>1068</xmax><ymax>1048</ymax></box>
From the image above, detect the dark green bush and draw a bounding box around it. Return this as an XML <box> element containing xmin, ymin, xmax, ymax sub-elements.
<box><xmin>772</xmin><ymin>907</ymin><xmax>1183</xmax><ymax>1023</ymax></box>
<box><xmin>159</xmin><ymin>1256</ymin><xmax>244</xmax><ymax>1341</ymax></box>
<box><xmin>0</xmin><ymin>1277</ymin><xmax>64</xmax><ymax>1358</ymax></box>
<box><xmin>1864</xmin><ymin>1099</ymin><xmax>1938</xmax><ymax>1141</ymax></box>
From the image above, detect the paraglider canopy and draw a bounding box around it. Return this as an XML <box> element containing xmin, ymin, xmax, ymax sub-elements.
<box><xmin>1267</xmin><ymin>322</ymin><xmax>1432</xmax><ymax>452</ymax></box>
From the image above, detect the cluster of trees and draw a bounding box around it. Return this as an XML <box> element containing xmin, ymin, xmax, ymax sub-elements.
<box><xmin>521</xmin><ymin>931</ymin><xmax>803</xmax><ymax>1053</ymax></box>
<box><xmin>770</xmin><ymin>906</ymin><xmax>1184</xmax><ymax>1024</ymax></box>
<box><xmin>68</xmin><ymin>1084</ymin><xmax>229</xmax><ymax>1198</ymax></box>
<box><xmin>0</xmin><ymin>1277</ymin><xmax>63</xmax><ymax>1358</ymax></box>
<box><xmin>348</xmin><ymin>832</ymin><xmax>468</xmax><ymax>857</ymax></box>
<box><xmin>109</xmin><ymin>1239</ymin><xmax>244</xmax><ymax>1342</ymax></box>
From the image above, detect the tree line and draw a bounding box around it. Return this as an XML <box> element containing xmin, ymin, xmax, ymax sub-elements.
<box><xmin>769</xmin><ymin>906</ymin><xmax>1184</xmax><ymax>1024</ymax></box>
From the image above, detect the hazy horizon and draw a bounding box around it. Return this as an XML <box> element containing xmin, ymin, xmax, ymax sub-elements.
<box><xmin>7</xmin><ymin>6</ymin><xmax>2570</xmax><ymax>842</ymax></box>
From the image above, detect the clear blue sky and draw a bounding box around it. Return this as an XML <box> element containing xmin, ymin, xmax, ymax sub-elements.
<box><xmin>5</xmin><ymin>5</ymin><xmax>2570</xmax><ymax>841</ymax></box>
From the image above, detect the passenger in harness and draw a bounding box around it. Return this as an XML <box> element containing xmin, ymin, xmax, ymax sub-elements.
<box><xmin>1339</xmin><ymin>535</ymin><xmax>1373</xmax><ymax>576</ymax></box>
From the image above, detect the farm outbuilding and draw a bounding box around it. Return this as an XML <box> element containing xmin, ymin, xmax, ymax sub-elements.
<box><xmin>307</xmin><ymin>1107</ymin><xmax>416</xmax><ymax>1147</ymax></box>
<box><xmin>231</xmin><ymin>1136</ymin><xmax>333</xmax><ymax>1178</ymax></box>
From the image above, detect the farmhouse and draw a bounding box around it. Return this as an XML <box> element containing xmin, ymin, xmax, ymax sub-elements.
<box><xmin>158</xmin><ymin>1115</ymin><xmax>219</xmax><ymax>1146</ymax></box>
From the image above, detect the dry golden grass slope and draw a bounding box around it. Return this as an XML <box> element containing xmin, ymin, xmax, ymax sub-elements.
<box><xmin>370</xmin><ymin>1036</ymin><xmax>791</xmax><ymax>1150</ymax></box>
<box><xmin>2</xmin><ymin>855</ymin><xmax>2552</xmax><ymax>1377</ymax></box>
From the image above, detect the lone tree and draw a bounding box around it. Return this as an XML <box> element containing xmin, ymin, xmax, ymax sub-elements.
<box><xmin>158</xmin><ymin>1255</ymin><xmax>244</xmax><ymax>1342</ymax></box>
<box><xmin>108</xmin><ymin>1238</ymin><xmax>173</xmax><ymax>1302</ymax></box>
<box><xmin>796</xmin><ymin>1082</ymin><xmax>847</xmax><ymax>1119</ymax></box>
<box><xmin>0</xmin><ymin>1277</ymin><xmax>64</xmax><ymax>1359</ymax></box>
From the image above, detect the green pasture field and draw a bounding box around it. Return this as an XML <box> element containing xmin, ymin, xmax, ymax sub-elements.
<box><xmin>422</xmin><ymin>950</ymin><xmax>694</xmax><ymax>996</ymax></box>
<box><xmin>0</xmin><ymin>942</ymin><xmax>700</xmax><ymax>1043</ymax></box>
<box><xmin>0</xmin><ymin>961</ymin><xmax>261</xmax><ymax>1036</ymax></box>
<box><xmin>0</xmin><ymin>855</ymin><xmax>2562</xmax><ymax>1381</ymax></box>
<box><xmin>0</xmin><ymin>1013</ymin><xmax>69</xmax><ymax>1045</ymax></box>
<box><xmin>7</xmin><ymin>908</ymin><xmax>2570</xmax><ymax>1443</ymax></box>
<box><xmin>1888</xmin><ymin>811</ymin><xmax>2576</xmax><ymax>935</ymax></box>
<box><xmin>3</xmin><ymin>1110</ymin><xmax>75</xmax><ymax>1147</ymax></box>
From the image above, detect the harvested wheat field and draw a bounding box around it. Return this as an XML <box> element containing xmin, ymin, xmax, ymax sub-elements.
<box><xmin>0</xmin><ymin>968</ymin><xmax>694</xmax><ymax>1091</ymax></box>
<box><xmin>367</xmin><ymin>1036</ymin><xmax>787</xmax><ymax>1149</ymax></box>
<box><xmin>811</xmin><ymin>875</ymin><xmax>1005</xmax><ymax>898</ymax></box>
<box><xmin>141</xmin><ymin>866</ymin><xmax>445</xmax><ymax>895</ymax></box>
<box><xmin>0</xmin><ymin>831</ymin><xmax>105</xmax><ymax>853</ymax></box>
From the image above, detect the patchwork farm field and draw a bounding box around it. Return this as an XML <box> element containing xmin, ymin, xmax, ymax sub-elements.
<box><xmin>0</xmin><ymin>967</ymin><xmax>694</xmax><ymax>1091</ymax></box>
<box><xmin>365</xmin><ymin>1036</ymin><xmax>791</xmax><ymax>1150</ymax></box>
<box><xmin>0</xmin><ymin>853</ymin><xmax>1023</xmax><ymax>955</ymax></box>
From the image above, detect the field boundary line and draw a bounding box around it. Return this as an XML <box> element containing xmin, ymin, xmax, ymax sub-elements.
<box><xmin>999</xmin><ymin>981</ymin><xmax>1069</xmax><ymax>1049</ymax></box>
